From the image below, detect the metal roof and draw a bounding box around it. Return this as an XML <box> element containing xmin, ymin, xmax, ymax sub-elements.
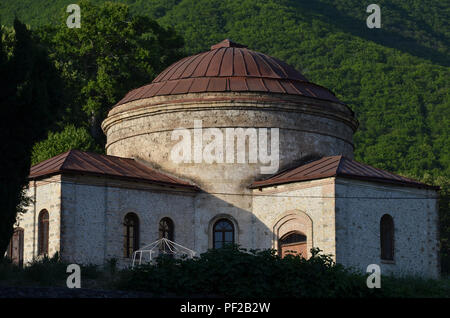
<box><xmin>29</xmin><ymin>150</ymin><xmax>198</xmax><ymax>189</ymax></box>
<box><xmin>249</xmin><ymin>156</ymin><xmax>438</xmax><ymax>190</ymax></box>
<box><xmin>115</xmin><ymin>39</ymin><xmax>342</xmax><ymax>106</ymax></box>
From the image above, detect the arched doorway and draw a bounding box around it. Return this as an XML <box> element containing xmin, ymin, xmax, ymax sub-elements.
<box><xmin>7</xmin><ymin>228</ymin><xmax>24</xmax><ymax>267</ymax></box>
<box><xmin>279</xmin><ymin>231</ymin><xmax>307</xmax><ymax>258</ymax></box>
<box><xmin>273</xmin><ymin>210</ymin><xmax>313</xmax><ymax>258</ymax></box>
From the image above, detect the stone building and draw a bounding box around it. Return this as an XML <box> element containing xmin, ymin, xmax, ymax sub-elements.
<box><xmin>7</xmin><ymin>39</ymin><xmax>440</xmax><ymax>277</ymax></box>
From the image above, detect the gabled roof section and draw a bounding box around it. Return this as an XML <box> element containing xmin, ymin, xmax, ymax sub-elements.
<box><xmin>249</xmin><ymin>156</ymin><xmax>438</xmax><ymax>190</ymax></box>
<box><xmin>29</xmin><ymin>150</ymin><xmax>198</xmax><ymax>190</ymax></box>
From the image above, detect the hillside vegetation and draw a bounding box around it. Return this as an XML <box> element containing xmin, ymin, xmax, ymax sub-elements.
<box><xmin>1</xmin><ymin>0</ymin><xmax>449</xmax><ymax>269</ymax></box>
<box><xmin>1</xmin><ymin>0</ymin><xmax>447</xmax><ymax>179</ymax></box>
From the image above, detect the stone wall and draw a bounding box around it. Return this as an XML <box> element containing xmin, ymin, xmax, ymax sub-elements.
<box><xmin>101</xmin><ymin>91</ymin><xmax>356</xmax><ymax>260</ymax></box>
<box><xmin>14</xmin><ymin>171</ymin><xmax>440</xmax><ymax>279</ymax></box>
<box><xmin>102</xmin><ymin>92</ymin><xmax>357</xmax><ymax>195</ymax></box>
<box><xmin>335</xmin><ymin>178</ymin><xmax>440</xmax><ymax>278</ymax></box>
<box><xmin>251</xmin><ymin>178</ymin><xmax>337</xmax><ymax>259</ymax></box>
<box><xmin>16</xmin><ymin>176</ymin><xmax>62</xmax><ymax>264</ymax></box>
<box><xmin>60</xmin><ymin>175</ymin><xmax>196</xmax><ymax>267</ymax></box>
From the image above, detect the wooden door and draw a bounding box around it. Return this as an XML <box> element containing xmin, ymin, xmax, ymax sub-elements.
<box><xmin>280</xmin><ymin>242</ymin><xmax>307</xmax><ymax>258</ymax></box>
<box><xmin>7</xmin><ymin>228</ymin><xmax>24</xmax><ymax>267</ymax></box>
<box><xmin>279</xmin><ymin>232</ymin><xmax>307</xmax><ymax>258</ymax></box>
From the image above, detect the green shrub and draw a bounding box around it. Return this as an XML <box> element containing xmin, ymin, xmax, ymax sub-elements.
<box><xmin>0</xmin><ymin>257</ymin><xmax>21</xmax><ymax>281</ymax></box>
<box><xmin>115</xmin><ymin>246</ymin><xmax>382</xmax><ymax>298</ymax></box>
<box><xmin>381</xmin><ymin>275</ymin><xmax>450</xmax><ymax>298</ymax></box>
<box><xmin>22</xmin><ymin>253</ymin><xmax>69</xmax><ymax>286</ymax></box>
<box><xmin>81</xmin><ymin>263</ymin><xmax>102</xmax><ymax>280</ymax></box>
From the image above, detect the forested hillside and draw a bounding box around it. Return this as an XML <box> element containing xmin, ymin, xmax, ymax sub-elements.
<box><xmin>1</xmin><ymin>0</ymin><xmax>447</xmax><ymax>180</ymax></box>
<box><xmin>1</xmin><ymin>0</ymin><xmax>449</xmax><ymax>271</ymax></box>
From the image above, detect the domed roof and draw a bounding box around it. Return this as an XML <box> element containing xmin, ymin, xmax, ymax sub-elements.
<box><xmin>115</xmin><ymin>39</ymin><xmax>342</xmax><ymax>106</ymax></box>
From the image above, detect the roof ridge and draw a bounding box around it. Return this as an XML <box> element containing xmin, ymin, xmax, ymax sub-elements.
<box><xmin>334</xmin><ymin>155</ymin><xmax>344</xmax><ymax>175</ymax></box>
<box><xmin>59</xmin><ymin>150</ymin><xmax>73</xmax><ymax>170</ymax></box>
<box><xmin>210</xmin><ymin>39</ymin><xmax>247</xmax><ymax>50</ymax></box>
<box><xmin>32</xmin><ymin>149</ymin><xmax>72</xmax><ymax>169</ymax></box>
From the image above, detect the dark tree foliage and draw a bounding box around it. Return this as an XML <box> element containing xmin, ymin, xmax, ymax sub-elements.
<box><xmin>0</xmin><ymin>19</ymin><xmax>63</xmax><ymax>256</ymax></box>
<box><xmin>116</xmin><ymin>245</ymin><xmax>450</xmax><ymax>297</ymax></box>
<box><xmin>0</xmin><ymin>0</ymin><xmax>449</xmax><ymax>273</ymax></box>
<box><xmin>117</xmin><ymin>246</ymin><xmax>379</xmax><ymax>298</ymax></box>
<box><xmin>35</xmin><ymin>0</ymin><xmax>184</xmax><ymax>145</ymax></box>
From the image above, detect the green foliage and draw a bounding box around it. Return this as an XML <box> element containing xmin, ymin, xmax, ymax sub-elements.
<box><xmin>1</xmin><ymin>248</ymin><xmax>449</xmax><ymax>297</ymax></box>
<box><xmin>0</xmin><ymin>253</ymin><xmax>67</xmax><ymax>286</ymax></box>
<box><xmin>1</xmin><ymin>1</ymin><xmax>447</xmax><ymax>181</ymax></box>
<box><xmin>35</xmin><ymin>0</ymin><xmax>184</xmax><ymax>143</ymax></box>
<box><xmin>0</xmin><ymin>257</ymin><xmax>21</xmax><ymax>281</ymax></box>
<box><xmin>0</xmin><ymin>19</ymin><xmax>63</xmax><ymax>257</ymax></box>
<box><xmin>104</xmin><ymin>258</ymin><xmax>118</xmax><ymax>277</ymax></box>
<box><xmin>146</xmin><ymin>0</ymin><xmax>449</xmax><ymax>181</ymax></box>
<box><xmin>31</xmin><ymin>125</ymin><xmax>103</xmax><ymax>165</ymax></box>
<box><xmin>380</xmin><ymin>275</ymin><xmax>450</xmax><ymax>298</ymax></box>
<box><xmin>0</xmin><ymin>253</ymin><xmax>102</xmax><ymax>286</ymax></box>
<box><xmin>0</xmin><ymin>0</ymin><xmax>449</xmax><ymax>275</ymax></box>
<box><xmin>116</xmin><ymin>246</ymin><xmax>450</xmax><ymax>297</ymax></box>
<box><xmin>21</xmin><ymin>253</ymin><xmax>68</xmax><ymax>285</ymax></box>
<box><xmin>116</xmin><ymin>246</ymin><xmax>379</xmax><ymax>297</ymax></box>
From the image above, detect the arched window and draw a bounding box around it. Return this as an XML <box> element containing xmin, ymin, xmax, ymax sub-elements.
<box><xmin>159</xmin><ymin>217</ymin><xmax>174</xmax><ymax>241</ymax></box>
<box><xmin>123</xmin><ymin>213</ymin><xmax>139</xmax><ymax>258</ymax></box>
<box><xmin>380</xmin><ymin>214</ymin><xmax>395</xmax><ymax>261</ymax></box>
<box><xmin>38</xmin><ymin>210</ymin><xmax>49</xmax><ymax>255</ymax></box>
<box><xmin>213</xmin><ymin>219</ymin><xmax>234</xmax><ymax>249</ymax></box>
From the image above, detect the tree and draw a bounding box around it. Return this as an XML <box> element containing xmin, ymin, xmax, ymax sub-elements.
<box><xmin>37</xmin><ymin>0</ymin><xmax>184</xmax><ymax>144</ymax></box>
<box><xmin>31</xmin><ymin>125</ymin><xmax>103</xmax><ymax>165</ymax></box>
<box><xmin>0</xmin><ymin>19</ymin><xmax>63</xmax><ymax>256</ymax></box>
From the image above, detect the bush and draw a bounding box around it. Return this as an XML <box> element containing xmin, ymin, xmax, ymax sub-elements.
<box><xmin>115</xmin><ymin>246</ymin><xmax>382</xmax><ymax>298</ymax></box>
<box><xmin>0</xmin><ymin>253</ymin><xmax>102</xmax><ymax>287</ymax></box>
<box><xmin>22</xmin><ymin>253</ymin><xmax>69</xmax><ymax>286</ymax></box>
<box><xmin>0</xmin><ymin>257</ymin><xmax>21</xmax><ymax>281</ymax></box>
<box><xmin>381</xmin><ymin>275</ymin><xmax>450</xmax><ymax>298</ymax></box>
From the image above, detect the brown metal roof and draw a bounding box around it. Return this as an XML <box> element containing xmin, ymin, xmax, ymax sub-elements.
<box><xmin>249</xmin><ymin>156</ymin><xmax>439</xmax><ymax>190</ymax></box>
<box><xmin>115</xmin><ymin>39</ymin><xmax>342</xmax><ymax>107</ymax></box>
<box><xmin>29</xmin><ymin>150</ymin><xmax>198</xmax><ymax>190</ymax></box>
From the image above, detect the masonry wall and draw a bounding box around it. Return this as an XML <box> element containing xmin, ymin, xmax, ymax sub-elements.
<box><xmin>335</xmin><ymin>179</ymin><xmax>440</xmax><ymax>278</ymax></box>
<box><xmin>101</xmin><ymin>91</ymin><xmax>357</xmax><ymax>260</ymax></box>
<box><xmin>251</xmin><ymin>178</ymin><xmax>337</xmax><ymax>259</ymax></box>
<box><xmin>15</xmin><ymin>176</ymin><xmax>62</xmax><ymax>264</ymax></box>
<box><xmin>103</xmin><ymin>92</ymin><xmax>356</xmax><ymax>197</ymax></box>
<box><xmin>60</xmin><ymin>175</ymin><xmax>196</xmax><ymax>267</ymax></box>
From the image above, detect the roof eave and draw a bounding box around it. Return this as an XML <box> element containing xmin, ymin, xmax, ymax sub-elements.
<box><xmin>28</xmin><ymin>170</ymin><xmax>199</xmax><ymax>191</ymax></box>
<box><xmin>249</xmin><ymin>174</ymin><xmax>336</xmax><ymax>189</ymax></box>
<box><xmin>337</xmin><ymin>174</ymin><xmax>440</xmax><ymax>191</ymax></box>
<box><xmin>249</xmin><ymin>174</ymin><xmax>439</xmax><ymax>191</ymax></box>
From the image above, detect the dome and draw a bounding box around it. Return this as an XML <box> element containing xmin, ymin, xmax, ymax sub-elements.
<box><xmin>115</xmin><ymin>39</ymin><xmax>342</xmax><ymax>106</ymax></box>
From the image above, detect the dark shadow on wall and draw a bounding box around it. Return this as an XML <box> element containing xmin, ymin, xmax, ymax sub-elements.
<box><xmin>193</xmin><ymin>190</ymin><xmax>313</xmax><ymax>256</ymax></box>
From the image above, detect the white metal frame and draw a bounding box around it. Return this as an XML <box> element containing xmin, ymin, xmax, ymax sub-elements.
<box><xmin>131</xmin><ymin>238</ymin><xmax>196</xmax><ymax>268</ymax></box>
